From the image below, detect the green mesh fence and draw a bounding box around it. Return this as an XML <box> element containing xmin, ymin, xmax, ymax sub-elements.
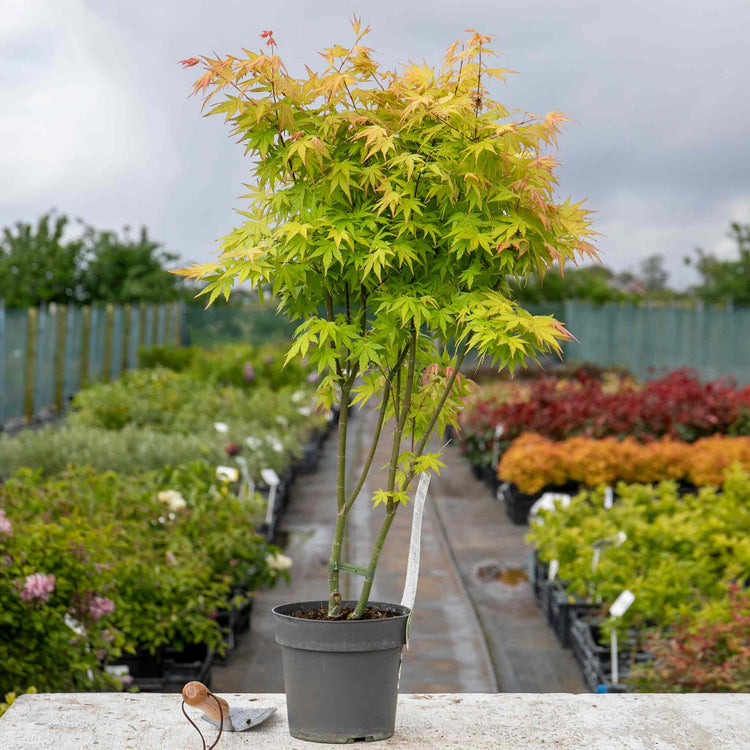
<box><xmin>1</xmin><ymin>299</ymin><xmax>748</xmax><ymax>427</ymax></box>
<box><xmin>0</xmin><ymin>301</ymin><xmax>184</xmax><ymax>427</ymax></box>
<box><xmin>2</xmin><ymin>308</ymin><xmax>27</xmax><ymax>422</ymax></box>
<box><xmin>562</xmin><ymin>302</ymin><xmax>750</xmax><ymax>384</ymax></box>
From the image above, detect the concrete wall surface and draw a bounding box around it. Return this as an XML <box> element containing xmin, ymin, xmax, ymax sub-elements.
<box><xmin>1</xmin><ymin>692</ymin><xmax>748</xmax><ymax>749</ymax></box>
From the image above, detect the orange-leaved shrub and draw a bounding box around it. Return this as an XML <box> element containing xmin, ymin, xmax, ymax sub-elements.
<box><xmin>498</xmin><ymin>433</ymin><xmax>750</xmax><ymax>493</ymax></box>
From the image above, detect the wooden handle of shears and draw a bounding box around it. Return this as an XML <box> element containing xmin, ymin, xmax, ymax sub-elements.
<box><xmin>182</xmin><ymin>681</ymin><xmax>230</xmax><ymax>722</ymax></box>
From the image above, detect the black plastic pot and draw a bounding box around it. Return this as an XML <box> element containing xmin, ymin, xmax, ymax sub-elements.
<box><xmin>273</xmin><ymin>600</ymin><xmax>410</xmax><ymax>744</ymax></box>
<box><xmin>504</xmin><ymin>484</ymin><xmax>539</xmax><ymax>525</ymax></box>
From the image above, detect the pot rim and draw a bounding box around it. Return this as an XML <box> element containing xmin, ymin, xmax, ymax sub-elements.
<box><xmin>272</xmin><ymin>599</ymin><xmax>410</xmax><ymax>624</ymax></box>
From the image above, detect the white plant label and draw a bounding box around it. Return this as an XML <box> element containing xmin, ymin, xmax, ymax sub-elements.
<box><xmin>490</xmin><ymin>423</ymin><xmax>505</xmax><ymax>467</ymax></box>
<box><xmin>609</xmin><ymin>589</ymin><xmax>635</xmax><ymax>619</ymax></box>
<box><xmin>214</xmin><ymin>422</ymin><xmax>229</xmax><ymax>433</ymax></box>
<box><xmin>604</xmin><ymin>486</ymin><xmax>614</xmax><ymax>510</ymax></box>
<box><xmin>611</xmin><ymin>628</ymin><xmax>619</xmax><ymax>686</ymax></box>
<box><xmin>530</xmin><ymin>492</ymin><xmax>571</xmax><ymax>522</ymax></box>
<box><xmin>105</xmin><ymin>664</ymin><xmax>130</xmax><ymax>678</ymax></box>
<box><xmin>261</xmin><ymin>468</ymin><xmax>280</xmax><ymax>486</ymax></box>
<box><xmin>401</xmin><ymin>472</ymin><xmax>431</xmax><ymax>614</ymax></box>
<box><xmin>548</xmin><ymin>559</ymin><xmax>559</xmax><ymax>582</ymax></box>
<box><xmin>262</xmin><ymin>468</ymin><xmax>281</xmax><ymax>527</ymax></box>
<box><xmin>235</xmin><ymin>456</ymin><xmax>254</xmax><ymax>497</ymax></box>
<box><xmin>64</xmin><ymin>613</ymin><xmax>86</xmax><ymax>636</ymax></box>
<box><xmin>245</xmin><ymin>436</ymin><xmax>262</xmax><ymax>450</ymax></box>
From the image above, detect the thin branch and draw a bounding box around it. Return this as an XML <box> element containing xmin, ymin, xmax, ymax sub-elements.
<box><xmin>401</xmin><ymin>345</ymin><xmax>468</xmax><ymax>493</ymax></box>
<box><xmin>344</xmin><ymin>345</ymin><xmax>409</xmax><ymax>512</ymax></box>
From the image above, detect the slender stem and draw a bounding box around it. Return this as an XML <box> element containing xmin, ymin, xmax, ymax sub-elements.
<box><xmin>345</xmin><ymin>388</ymin><xmax>389</xmax><ymax>513</ymax></box>
<box><xmin>402</xmin><ymin>346</ymin><xmax>468</xmax><ymax>493</ymax></box>
<box><xmin>351</xmin><ymin>506</ymin><xmax>398</xmax><ymax>619</ymax></box>
<box><xmin>473</xmin><ymin>49</ymin><xmax>482</xmax><ymax>141</ymax></box>
<box><xmin>343</xmin><ymin>344</ymin><xmax>407</xmax><ymax>513</ymax></box>
<box><xmin>351</xmin><ymin>327</ymin><xmax>417</xmax><ymax>619</ymax></box>
<box><xmin>328</xmin><ymin>380</ymin><xmax>351</xmax><ymax>616</ymax></box>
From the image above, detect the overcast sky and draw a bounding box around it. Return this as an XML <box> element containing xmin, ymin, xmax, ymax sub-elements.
<box><xmin>2</xmin><ymin>0</ymin><xmax>749</xmax><ymax>288</ymax></box>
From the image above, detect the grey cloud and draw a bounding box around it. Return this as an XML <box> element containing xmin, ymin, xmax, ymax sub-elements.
<box><xmin>1</xmin><ymin>0</ymin><xmax>748</xmax><ymax>290</ymax></box>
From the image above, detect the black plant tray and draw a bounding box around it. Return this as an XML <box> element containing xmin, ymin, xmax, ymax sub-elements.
<box><xmin>570</xmin><ymin>614</ymin><xmax>650</xmax><ymax>692</ymax></box>
<box><xmin>213</xmin><ymin>607</ymin><xmax>237</xmax><ymax>665</ymax></box>
<box><xmin>294</xmin><ymin>439</ymin><xmax>322</xmax><ymax>474</ymax></box>
<box><xmin>546</xmin><ymin>583</ymin><xmax>599</xmax><ymax>648</ymax></box>
<box><xmin>234</xmin><ymin>598</ymin><xmax>253</xmax><ymax>635</ymax></box>
<box><xmin>504</xmin><ymin>482</ymin><xmax>581</xmax><ymax>525</ymax></box>
<box><xmin>161</xmin><ymin>643</ymin><xmax>215</xmax><ymax>692</ymax></box>
<box><xmin>479</xmin><ymin>464</ymin><xmax>500</xmax><ymax>493</ymax></box>
<box><xmin>504</xmin><ymin>484</ymin><xmax>539</xmax><ymax>525</ymax></box>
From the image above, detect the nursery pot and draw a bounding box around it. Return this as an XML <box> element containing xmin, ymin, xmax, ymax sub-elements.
<box><xmin>273</xmin><ymin>600</ymin><xmax>410</xmax><ymax>743</ymax></box>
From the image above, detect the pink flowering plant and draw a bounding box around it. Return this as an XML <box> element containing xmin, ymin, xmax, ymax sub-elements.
<box><xmin>178</xmin><ymin>24</ymin><xmax>596</xmax><ymax>617</ymax></box>
<box><xmin>0</xmin><ymin>462</ymin><xmax>286</xmax><ymax>686</ymax></box>
<box><xmin>0</xmin><ymin>516</ymin><xmax>126</xmax><ymax>695</ymax></box>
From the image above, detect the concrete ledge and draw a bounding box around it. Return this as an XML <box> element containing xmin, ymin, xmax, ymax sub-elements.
<box><xmin>1</xmin><ymin>693</ymin><xmax>748</xmax><ymax>748</ymax></box>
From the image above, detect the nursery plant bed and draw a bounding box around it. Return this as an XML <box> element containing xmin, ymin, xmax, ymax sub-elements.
<box><xmin>504</xmin><ymin>483</ymin><xmax>540</xmax><ymax>525</ymax></box>
<box><xmin>110</xmin><ymin>647</ymin><xmax>165</xmax><ymax>691</ymax></box>
<box><xmin>161</xmin><ymin>643</ymin><xmax>215</xmax><ymax>693</ymax></box>
<box><xmin>294</xmin><ymin>438</ymin><xmax>323</xmax><ymax>474</ymax></box>
<box><xmin>213</xmin><ymin>607</ymin><xmax>237</xmax><ymax>665</ymax></box>
<box><xmin>234</xmin><ymin>597</ymin><xmax>254</xmax><ymax>635</ymax></box>
<box><xmin>546</xmin><ymin>583</ymin><xmax>600</xmax><ymax>648</ymax></box>
<box><xmin>504</xmin><ymin>482</ymin><xmax>581</xmax><ymax>525</ymax></box>
<box><xmin>569</xmin><ymin>613</ymin><xmax>650</xmax><ymax>693</ymax></box>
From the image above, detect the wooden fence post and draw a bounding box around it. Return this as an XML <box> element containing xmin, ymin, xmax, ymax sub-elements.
<box><xmin>151</xmin><ymin>304</ymin><xmax>159</xmax><ymax>348</ymax></box>
<box><xmin>54</xmin><ymin>304</ymin><xmax>67</xmax><ymax>411</ymax></box>
<box><xmin>138</xmin><ymin>303</ymin><xmax>147</xmax><ymax>352</ymax></box>
<box><xmin>24</xmin><ymin>307</ymin><xmax>39</xmax><ymax>422</ymax></box>
<box><xmin>173</xmin><ymin>302</ymin><xmax>182</xmax><ymax>346</ymax></box>
<box><xmin>80</xmin><ymin>306</ymin><xmax>91</xmax><ymax>388</ymax></box>
<box><xmin>122</xmin><ymin>303</ymin><xmax>132</xmax><ymax>371</ymax></box>
<box><xmin>103</xmin><ymin>303</ymin><xmax>115</xmax><ymax>382</ymax></box>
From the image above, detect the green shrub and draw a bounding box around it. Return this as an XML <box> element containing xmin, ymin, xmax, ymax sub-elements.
<box><xmin>527</xmin><ymin>468</ymin><xmax>750</xmax><ymax>636</ymax></box>
<box><xmin>0</xmin><ymin>462</ymin><xmax>287</xmax><ymax>694</ymax></box>
<box><xmin>138</xmin><ymin>343</ymin><xmax>312</xmax><ymax>391</ymax></box>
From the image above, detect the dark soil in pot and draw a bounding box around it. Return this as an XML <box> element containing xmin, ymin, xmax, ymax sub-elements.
<box><xmin>273</xmin><ymin>600</ymin><xmax>410</xmax><ymax>744</ymax></box>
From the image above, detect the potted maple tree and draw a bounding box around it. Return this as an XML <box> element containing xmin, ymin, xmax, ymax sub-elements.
<box><xmin>178</xmin><ymin>20</ymin><xmax>596</xmax><ymax>743</ymax></box>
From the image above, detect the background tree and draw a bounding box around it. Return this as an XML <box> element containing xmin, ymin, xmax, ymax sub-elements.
<box><xmin>79</xmin><ymin>225</ymin><xmax>181</xmax><ymax>304</ymax></box>
<box><xmin>639</xmin><ymin>253</ymin><xmax>668</xmax><ymax>292</ymax></box>
<box><xmin>689</xmin><ymin>222</ymin><xmax>750</xmax><ymax>306</ymax></box>
<box><xmin>512</xmin><ymin>265</ymin><xmax>627</xmax><ymax>305</ymax></box>
<box><xmin>0</xmin><ymin>211</ymin><xmax>183</xmax><ymax>307</ymax></box>
<box><xmin>0</xmin><ymin>212</ymin><xmax>83</xmax><ymax>307</ymax></box>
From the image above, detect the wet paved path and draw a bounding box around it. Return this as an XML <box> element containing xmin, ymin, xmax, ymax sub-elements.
<box><xmin>214</xmin><ymin>405</ymin><xmax>582</xmax><ymax>693</ymax></box>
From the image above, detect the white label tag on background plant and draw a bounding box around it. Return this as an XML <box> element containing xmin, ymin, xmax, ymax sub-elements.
<box><xmin>235</xmin><ymin>456</ymin><xmax>254</xmax><ymax>497</ymax></box>
<box><xmin>64</xmin><ymin>613</ymin><xmax>86</xmax><ymax>636</ymax></box>
<box><xmin>261</xmin><ymin>468</ymin><xmax>280</xmax><ymax>486</ymax></box>
<box><xmin>548</xmin><ymin>559</ymin><xmax>559</xmax><ymax>582</ymax></box>
<box><xmin>609</xmin><ymin>589</ymin><xmax>635</xmax><ymax>619</ymax></box>
<box><xmin>604</xmin><ymin>486</ymin><xmax>614</xmax><ymax>509</ymax></box>
<box><xmin>214</xmin><ymin>422</ymin><xmax>229</xmax><ymax>433</ymax></box>
<box><xmin>490</xmin><ymin>423</ymin><xmax>505</xmax><ymax>466</ymax></box>
<box><xmin>401</xmin><ymin>472</ymin><xmax>431</xmax><ymax>649</ymax></box>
